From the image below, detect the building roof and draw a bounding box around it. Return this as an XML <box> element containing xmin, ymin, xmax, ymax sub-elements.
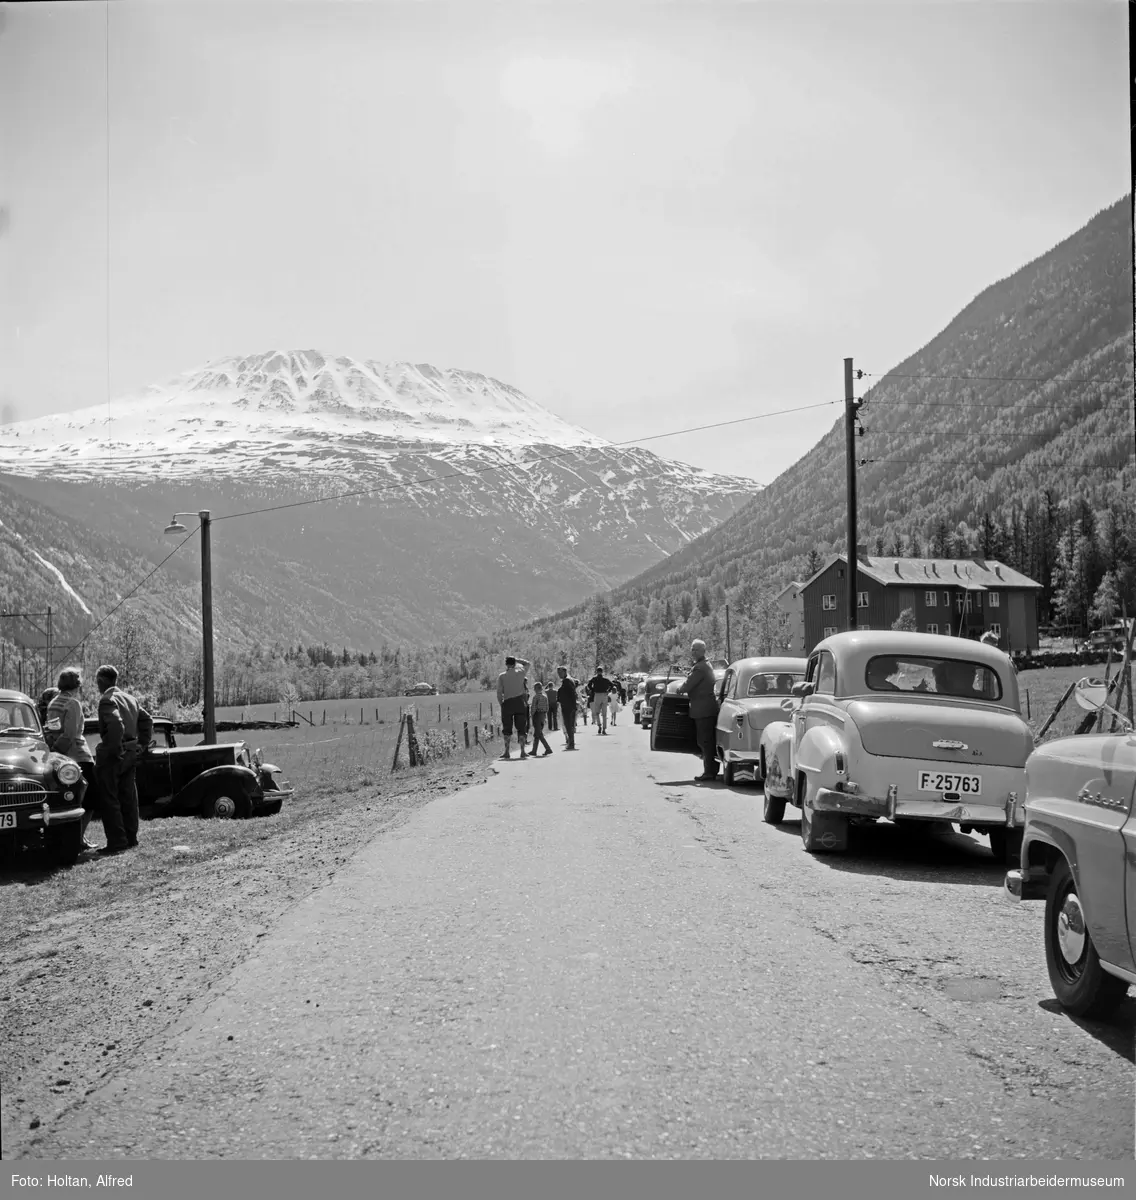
<box><xmin>802</xmin><ymin>554</ymin><xmax>1041</xmax><ymax>592</ymax></box>
<box><xmin>776</xmin><ymin>581</ymin><xmax>804</xmax><ymax>601</ymax></box>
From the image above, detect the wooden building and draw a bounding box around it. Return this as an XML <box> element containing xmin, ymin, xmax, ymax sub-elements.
<box><xmin>799</xmin><ymin>551</ymin><xmax>1042</xmax><ymax>654</ymax></box>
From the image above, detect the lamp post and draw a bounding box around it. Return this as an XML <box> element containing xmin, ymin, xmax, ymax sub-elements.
<box><xmin>164</xmin><ymin>511</ymin><xmax>216</xmax><ymax>744</ymax></box>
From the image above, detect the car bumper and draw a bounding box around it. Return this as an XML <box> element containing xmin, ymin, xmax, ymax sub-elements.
<box><xmin>1004</xmin><ymin>867</ymin><xmax>1047</xmax><ymax>903</ymax></box>
<box><xmin>812</xmin><ymin>787</ymin><xmax>1023</xmax><ymax>827</ymax></box>
<box><xmin>0</xmin><ymin>802</ymin><xmax>85</xmax><ymax>833</ymax></box>
<box><xmin>722</xmin><ymin>749</ymin><xmax>761</xmax><ymax>764</ymax></box>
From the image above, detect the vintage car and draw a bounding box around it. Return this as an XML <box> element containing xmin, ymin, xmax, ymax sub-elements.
<box><xmin>404</xmin><ymin>682</ymin><xmax>439</xmax><ymax>697</ymax></box>
<box><xmin>631</xmin><ymin>682</ymin><xmax>647</xmax><ymax>724</ymax></box>
<box><xmin>0</xmin><ymin>688</ymin><xmax>87</xmax><ymax>865</ymax></box>
<box><xmin>649</xmin><ymin>667</ymin><xmax>729</xmax><ymax>759</ymax></box>
<box><xmin>639</xmin><ymin>672</ymin><xmax>680</xmax><ymax>732</ymax></box>
<box><xmin>757</xmin><ymin>631</ymin><xmax>1034</xmax><ymax>858</ymax></box>
<box><xmin>1005</xmin><ymin>678</ymin><xmax>1136</xmax><ymax>1019</ymax></box>
<box><xmin>84</xmin><ymin>717</ymin><xmax>292</xmax><ymax>819</ymax></box>
<box><xmin>714</xmin><ymin>657</ymin><xmax>808</xmax><ymax>786</ymax></box>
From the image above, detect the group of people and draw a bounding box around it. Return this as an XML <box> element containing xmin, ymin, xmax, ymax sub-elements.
<box><xmin>494</xmin><ymin>658</ymin><xmax>631</xmax><ymax>760</ymax></box>
<box><xmin>37</xmin><ymin>664</ymin><xmax>153</xmax><ymax>857</ymax></box>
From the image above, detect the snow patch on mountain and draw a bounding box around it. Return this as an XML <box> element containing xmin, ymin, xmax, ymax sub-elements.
<box><xmin>30</xmin><ymin>550</ymin><xmax>92</xmax><ymax>616</ymax></box>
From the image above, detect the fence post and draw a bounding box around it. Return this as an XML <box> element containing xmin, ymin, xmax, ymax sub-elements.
<box><xmin>1025</xmin><ymin>690</ymin><xmax>1030</xmax><ymax>720</ymax></box>
<box><xmin>474</xmin><ymin>725</ymin><xmax>479</xmax><ymax>747</ymax></box>
<box><xmin>464</xmin><ymin>721</ymin><xmax>470</xmax><ymax>748</ymax></box>
<box><xmin>438</xmin><ymin>703</ymin><xmax>442</xmax><ymax>722</ymax></box>
<box><xmin>360</xmin><ymin>706</ymin><xmax>364</xmax><ymax>725</ymax></box>
<box><xmin>322</xmin><ymin>709</ymin><xmax>326</xmax><ymax>725</ymax></box>
<box><xmin>407</xmin><ymin>713</ymin><xmax>421</xmax><ymax>767</ymax></box>
<box><xmin>391</xmin><ymin>713</ymin><xmax>406</xmax><ymax>770</ymax></box>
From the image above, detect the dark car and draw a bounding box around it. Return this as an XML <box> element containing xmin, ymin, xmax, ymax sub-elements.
<box><xmin>638</xmin><ymin>672</ymin><xmax>679</xmax><ymax>732</ymax></box>
<box><xmin>84</xmin><ymin>718</ymin><xmax>292</xmax><ymax>819</ymax></box>
<box><xmin>0</xmin><ymin>688</ymin><xmax>87</xmax><ymax>865</ymax></box>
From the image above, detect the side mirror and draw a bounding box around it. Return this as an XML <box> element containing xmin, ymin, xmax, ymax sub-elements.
<box><xmin>1073</xmin><ymin>676</ymin><xmax>1133</xmax><ymax>732</ymax></box>
<box><xmin>791</xmin><ymin>681</ymin><xmax>814</xmax><ymax>698</ymax></box>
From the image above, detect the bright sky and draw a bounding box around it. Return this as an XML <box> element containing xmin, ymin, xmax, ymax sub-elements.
<box><xmin>0</xmin><ymin>1</ymin><xmax>1129</xmax><ymax>481</ymax></box>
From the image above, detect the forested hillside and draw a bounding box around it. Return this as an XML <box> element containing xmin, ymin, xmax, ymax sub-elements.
<box><xmin>424</xmin><ymin>196</ymin><xmax>1136</xmax><ymax>683</ymax></box>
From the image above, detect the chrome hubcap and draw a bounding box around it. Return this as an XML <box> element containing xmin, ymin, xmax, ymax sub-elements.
<box><xmin>1057</xmin><ymin>892</ymin><xmax>1087</xmax><ymax>966</ymax></box>
<box><xmin>213</xmin><ymin>795</ymin><xmax>237</xmax><ymax>819</ymax></box>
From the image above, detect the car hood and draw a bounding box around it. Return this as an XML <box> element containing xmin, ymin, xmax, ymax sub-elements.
<box><xmin>0</xmin><ymin>736</ymin><xmax>51</xmax><ymax>775</ymax></box>
<box><xmin>845</xmin><ymin>699</ymin><xmax>1033</xmax><ymax>768</ymax></box>
<box><xmin>1026</xmin><ymin>734</ymin><xmax>1136</xmax><ymax>813</ymax></box>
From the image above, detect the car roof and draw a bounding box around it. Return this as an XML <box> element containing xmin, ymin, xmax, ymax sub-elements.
<box><xmin>727</xmin><ymin>657</ymin><xmax>808</xmax><ymax>675</ymax></box>
<box><xmin>0</xmin><ymin>689</ymin><xmax>35</xmax><ymax>704</ymax></box>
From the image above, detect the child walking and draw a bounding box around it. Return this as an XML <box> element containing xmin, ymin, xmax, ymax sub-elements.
<box><xmin>530</xmin><ymin>683</ymin><xmax>554</xmax><ymax>756</ymax></box>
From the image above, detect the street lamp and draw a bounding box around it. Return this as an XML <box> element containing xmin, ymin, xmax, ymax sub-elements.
<box><xmin>164</xmin><ymin>511</ymin><xmax>216</xmax><ymax>745</ymax></box>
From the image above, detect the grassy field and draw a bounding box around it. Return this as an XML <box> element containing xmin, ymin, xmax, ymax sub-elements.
<box><xmin>1018</xmin><ymin>662</ymin><xmax>1134</xmax><ymax>742</ymax></box>
<box><xmin>205</xmin><ymin>691</ymin><xmax>503</xmax><ymax>794</ymax></box>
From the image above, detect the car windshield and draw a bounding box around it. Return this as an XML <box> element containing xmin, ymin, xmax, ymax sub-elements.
<box><xmin>864</xmin><ymin>654</ymin><xmax>1003</xmax><ymax>701</ymax></box>
<box><xmin>746</xmin><ymin>672</ymin><xmax>805</xmax><ymax>697</ymax></box>
<box><xmin>0</xmin><ymin>702</ymin><xmax>41</xmax><ymax>734</ymax></box>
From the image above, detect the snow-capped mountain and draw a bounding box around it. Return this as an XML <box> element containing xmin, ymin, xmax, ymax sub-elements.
<box><xmin>0</xmin><ymin>352</ymin><xmax>758</xmax><ymax>647</ymax></box>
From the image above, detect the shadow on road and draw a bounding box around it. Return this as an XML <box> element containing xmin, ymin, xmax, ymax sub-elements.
<box><xmin>764</xmin><ymin>816</ymin><xmax>1008</xmax><ymax>886</ymax></box>
<box><xmin>653</xmin><ymin>779</ymin><xmax>719</xmax><ymax>789</ymax></box>
<box><xmin>1038</xmin><ymin>997</ymin><xmax>1136</xmax><ymax>1063</ymax></box>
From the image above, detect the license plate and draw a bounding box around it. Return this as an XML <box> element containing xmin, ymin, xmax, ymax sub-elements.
<box><xmin>919</xmin><ymin>771</ymin><xmax>981</xmax><ymax>796</ymax></box>
<box><xmin>0</xmin><ymin>811</ymin><xmax>16</xmax><ymax>829</ymax></box>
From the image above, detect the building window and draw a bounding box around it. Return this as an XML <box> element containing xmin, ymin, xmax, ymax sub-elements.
<box><xmin>988</xmin><ymin>592</ymin><xmax>1000</xmax><ymax>608</ymax></box>
<box><xmin>955</xmin><ymin>593</ymin><xmax>973</xmax><ymax>612</ymax></box>
<box><xmin>926</xmin><ymin>623</ymin><xmax>939</xmax><ymax>635</ymax></box>
<box><xmin>925</xmin><ymin>591</ymin><xmax>937</xmax><ymax>607</ymax></box>
<box><xmin>822</xmin><ymin>594</ymin><xmax>837</xmax><ymax>610</ymax></box>
<box><xmin>944</xmin><ymin>591</ymin><xmax>950</xmax><ymax>607</ymax></box>
<box><xmin>973</xmin><ymin>592</ymin><xmax>982</xmax><ymax>609</ymax></box>
<box><xmin>822</xmin><ymin>626</ymin><xmax>838</xmax><ymax>639</ymax></box>
<box><xmin>989</xmin><ymin>623</ymin><xmax>1001</xmax><ymax>638</ymax></box>
<box><xmin>857</xmin><ymin>591</ymin><xmax>869</xmax><ymax>608</ymax></box>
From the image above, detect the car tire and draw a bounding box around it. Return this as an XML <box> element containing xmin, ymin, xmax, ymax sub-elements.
<box><xmin>762</xmin><ymin>791</ymin><xmax>786</xmax><ymax>825</ymax></box>
<box><xmin>1044</xmin><ymin>857</ymin><xmax>1128</xmax><ymax>1019</ymax></box>
<box><xmin>799</xmin><ymin>776</ymin><xmax>848</xmax><ymax>855</ymax></box>
<box><xmin>988</xmin><ymin>827</ymin><xmax>1024</xmax><ymax>865</ymax></box>
<box><xmin>47</xmin><ymin>822</ymin><xmax>84</xmax><ymax>867</ymax></box>
<box><xmin>200</xmin><ymin>788</ymin><xmax>248</xmax><ymax>820</ymax></box>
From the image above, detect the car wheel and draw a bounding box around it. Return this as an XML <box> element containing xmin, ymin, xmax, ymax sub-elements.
<box><xmin>988</xmin><ymin>827</ymin><xmax>1024</xmax><ymax>865</ymax></box>
<box><xmin>47</xmin><ymin>822</ymin><xmax>84</xmax><ymax>867</ymax></box>
<box><xmin>799</xmin><ymin>776</ymin><xmax>848</xmax><ymax>855</ymax></box>
<box><xmin>200</xmin><ymin>789</ymin><xmax>246</xmax><ymax>820</ymax></box>
<box><xmin>1044</xmin><ymin>857</ymin><xmax>1128</xmax><ymax>1019</ymax></box>
<box><xmin>762</xmin><ymin>790</ymin><xmax>786</xmax><ymax>825</ymax></box>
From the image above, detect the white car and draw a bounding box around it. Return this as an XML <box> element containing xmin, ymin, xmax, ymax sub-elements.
<box><xmin>759</xmin><ymin>631</ymin><xmax>1034</xmax><ymax>858</ymax></box>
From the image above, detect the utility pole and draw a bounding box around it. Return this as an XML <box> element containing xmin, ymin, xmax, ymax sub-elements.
<box><xmin>845</xmin><ymin>357</ymin><xmax>860</xmax><ymax>633</ymax></box>
<box><xmin>200</xmin><ymin>511</ymin><xmax>216</xmax><ymax>745</ymax></box>
<box><xmin>725</xmin><ymin>604</ymin><xmax>731</xmax><ymax>664</ymax></box>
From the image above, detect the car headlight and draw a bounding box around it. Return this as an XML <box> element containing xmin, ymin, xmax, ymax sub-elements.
<box><xmin>52</xmin><ymin>757</ymin><xmax>82</xmax><ymax>785</ymax></box>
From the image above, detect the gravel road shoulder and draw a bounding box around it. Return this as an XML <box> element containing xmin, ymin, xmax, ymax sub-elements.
<box><xmin>1</xmin><ymin>756</ymin><xmax>495</xmax><ymax>1159</ymax></box>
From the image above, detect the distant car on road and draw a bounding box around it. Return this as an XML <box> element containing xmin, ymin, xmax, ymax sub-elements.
<box><xmin>1005</xmin><ymin>677</ymin><xmax>1136</xmax><ymax>1019</ymax></box>
<box><xmin>632</xmin><ymin>681</ymin><xmax>647</xmax><ymax>724</ymax></box>
<box><xmin>639</xmin><ymin>671</ymin><xmax>679</xmax><ymax>732</ymax></box>
<box><xmin>714</xmin><ymin>657</ymin><xmax>808</xmax><ymax>786</ymax></box>
<box><xmin>404</xmin><ymin>682</ymin><xmax>439</xmax><ymax>696</ymax></box>
<box><xmin>0</xmin><ymin>688</ymin><xmax>87</xmax><ymax>865</ymax></box>
<box><xmin>84</xmin><ymin>717</ymin><xmax>292</xmax><ymax>819</ymax></box>
<box><xmin>757</xmin><ymin>631</ymin><xmax>1033</xmax><ymax>858</ymax></box>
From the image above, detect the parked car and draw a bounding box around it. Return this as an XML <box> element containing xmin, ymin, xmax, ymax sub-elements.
<box><xmin>639</xmin><ymin>671</ymin><xmax>680</xmax><ymax>732</ymax></box>
<box><xmin>632</xmin><ymin>682</ymin><xmax>647</xmax><ymax>724</ymax></box>
<box><xmin>84</xmin><ymin>718</ymin><xmax>292</xmax><ymax>819</ymax></box>
<box><xmin>404</xmin><ymin>682</ymin><xmax>439</xmax><ymax>696</ymax></box>
<box><xmin>756</xmin><ymin>631</ymin><xmax>1033</xmax><ymax>857</ymax></box>
<box><xmin>649</xmin><ymin>668</ymin><xmax>729</xmax><ymax>757</ymax></box>
<box><xmin>0</xmin><ymin>688</ymin><xmax>88</xmax><ymax>865</ymax></box>
<box><xmin>714</xmin><ymin>657</ymin><xmax>808</xmax><ymax>786</ymax></box>
<box><xmin>1005</xmin><ymin>677</ymin><xmax>1136</xmax><ymax>1019</ymax></box>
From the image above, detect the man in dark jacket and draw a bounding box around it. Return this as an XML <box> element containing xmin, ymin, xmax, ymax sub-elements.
<box><xmin>556</xmin><ymin>666</ymin><xmax>578</xmax><ymax>750</ymax></box>
<box><xmin>586</xmin><ymin>667</ymin><xmax>613</xmax><ymax>734</ymax></box>
<box><xmin>676</xmin><ymin>639</ymin><xmax>721</xmax><ymax>781</ymax></box>
<box><xmin>94</xmin><ymin>664</ymin><xmax>154</xmax><ymax>854</ymax></box>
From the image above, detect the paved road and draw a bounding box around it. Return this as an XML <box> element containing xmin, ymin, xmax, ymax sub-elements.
<box><xmin>29</xmin><ymin>721</ymin><xmax>1134</xmax><ymax>1159</ymax></box>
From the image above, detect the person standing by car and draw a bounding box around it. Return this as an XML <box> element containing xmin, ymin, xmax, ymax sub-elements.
<box><xmin>676</xmin><ymin>639</ymin><xmax>721</xmax><ymax>781</ymax></box>
<box><xmin>94</xmin><ymin>664</ymin><xmax>154</xmax><ymax>854</ymax></box>
<box><xmin>44</xmin><ymin>669</ymin><xmax>98</xmax><ymax>852</ymax></box>
<box><xmin>529</xmin><ymin>683</ymin><xmax>554</xmax><ymax>757</ymax></box>
<box><xmin>496</xmin><ymin>654</ymin><xmax>531</xmax><ymax>761</ymax></box>
<box><xmin>556</xmin><ymin>666</ymin><xmax>579</xmax><ymax>750</ymax></box>
<box><xmin>587</xmin><ymin>666</ymin><xmax>612</xmax><ymax>734</ymax></box>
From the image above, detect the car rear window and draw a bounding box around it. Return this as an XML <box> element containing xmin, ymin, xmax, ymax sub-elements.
<box><xmin>746</xmin><ymin>672</ymin><xmax>805</xmax><ymax>697</ymax></box>
<box><xmin>864</xmin><ymin>655</ymin><xmax>1003</xmax><ymax>701</ymax></box>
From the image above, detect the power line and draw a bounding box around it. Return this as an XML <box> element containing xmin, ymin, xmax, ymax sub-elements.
<box><xmin>862</xmin><ymin>371</ymin><xmax>1116</xmax><ymax>384</ymax></box>
<box><xmin>51</xmin><ymin>526</ymin><xmax>200</xmax><ymax>664</ymax></box>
